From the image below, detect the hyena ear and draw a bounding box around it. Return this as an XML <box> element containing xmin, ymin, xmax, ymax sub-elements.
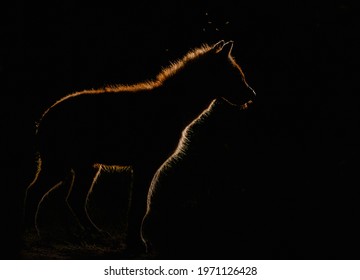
<box><xmin>213</xmin><ymin>40</ymin><xmax>226</xmax><ymax>52</ymax></box>
<box><xmin>220</xmin><ymin>40</ymin><xmax>234</xmax><ymax>57</ymax></box>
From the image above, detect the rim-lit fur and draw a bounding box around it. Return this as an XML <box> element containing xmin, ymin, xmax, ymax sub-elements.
<box><xmin>24</xmin><ymin>40</ymin><xmax>255</xmax><ymax>251</ymax></box>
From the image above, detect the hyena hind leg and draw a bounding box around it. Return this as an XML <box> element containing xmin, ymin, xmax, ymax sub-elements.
<box><xmin>65</xmin><ymin>164</ymin><xmax>104</xmax><ymax>235</ymax></box>
<box><xmin>23</xmin><ymin>158</ymin><xmax>71</xmax><ymax>236</ymax></box>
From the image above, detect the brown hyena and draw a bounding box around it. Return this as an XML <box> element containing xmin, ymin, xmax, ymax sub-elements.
<box><xmin>24</xmin><ymin>40</ymin><xmax>255</xmax><ymax>253</ymax></box>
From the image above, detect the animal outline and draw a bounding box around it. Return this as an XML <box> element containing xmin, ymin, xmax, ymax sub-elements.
<box><xmin>24</xmin><ymin>40</ymin><xmax>255</xmax><ymax>252</ymax></box>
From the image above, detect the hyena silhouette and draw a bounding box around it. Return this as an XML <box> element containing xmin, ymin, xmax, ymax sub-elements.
<box><xmin>24</xmin><ymin>40</ymin><xmax>255</xmax><ymax>252</ymax></box>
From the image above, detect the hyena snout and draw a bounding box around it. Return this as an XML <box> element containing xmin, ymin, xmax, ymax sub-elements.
<box><xmin>225</xmin><ymin>84</ymin><xmax>256</xmax><ymax>107</ymax></box>
<box><xmin>243</xmin><ymin>81</ymin><xmax>256</xmax><ymax>101</ymax></box>
<box><xmin>247</xmin><ymin>85</ymin><xmax>256</xmax><ymax>99</ymax></box>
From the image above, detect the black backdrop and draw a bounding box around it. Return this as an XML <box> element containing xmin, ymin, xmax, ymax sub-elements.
<box><xmin>2</xmin><ymin>0</ymin><xmax>359</xmax><ymax>259</ymax></box>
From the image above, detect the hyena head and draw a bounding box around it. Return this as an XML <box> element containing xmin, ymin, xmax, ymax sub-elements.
<box><xmin>211</xmin><ymin>41</ymin><xmax>256</xmax><ymax>106</ymax></box>
<box><xmin>197</xmin><ymin>40</ymin><xmax>256</xmax><ymax>107</ymax></box>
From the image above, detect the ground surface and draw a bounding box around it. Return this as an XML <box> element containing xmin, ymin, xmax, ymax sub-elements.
<box><xmin>19</xmin><ymin>172</ymin><xmax>150</xmax><ymax>260</ymax></box>
<box><xmin>21</xmin><ymin>230</ymin><xmax>135</xmax><ymax>260</ymax></box>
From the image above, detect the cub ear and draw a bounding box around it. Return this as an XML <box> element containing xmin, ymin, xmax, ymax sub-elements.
<box><xmin>220</xmin><ymin>40</ymin><xmax>234</xmax><ymax>57</ymax></box>
<box><xmin>212</xmin><ymin>40</ymin><xmax>225</xmax><ymax>52</ymax></box>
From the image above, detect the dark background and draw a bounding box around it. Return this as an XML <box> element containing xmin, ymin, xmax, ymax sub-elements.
<box><xmin>2</xmin><ymin>0</ymin><xmax>359</xmax><ymax>259</ymax></box>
